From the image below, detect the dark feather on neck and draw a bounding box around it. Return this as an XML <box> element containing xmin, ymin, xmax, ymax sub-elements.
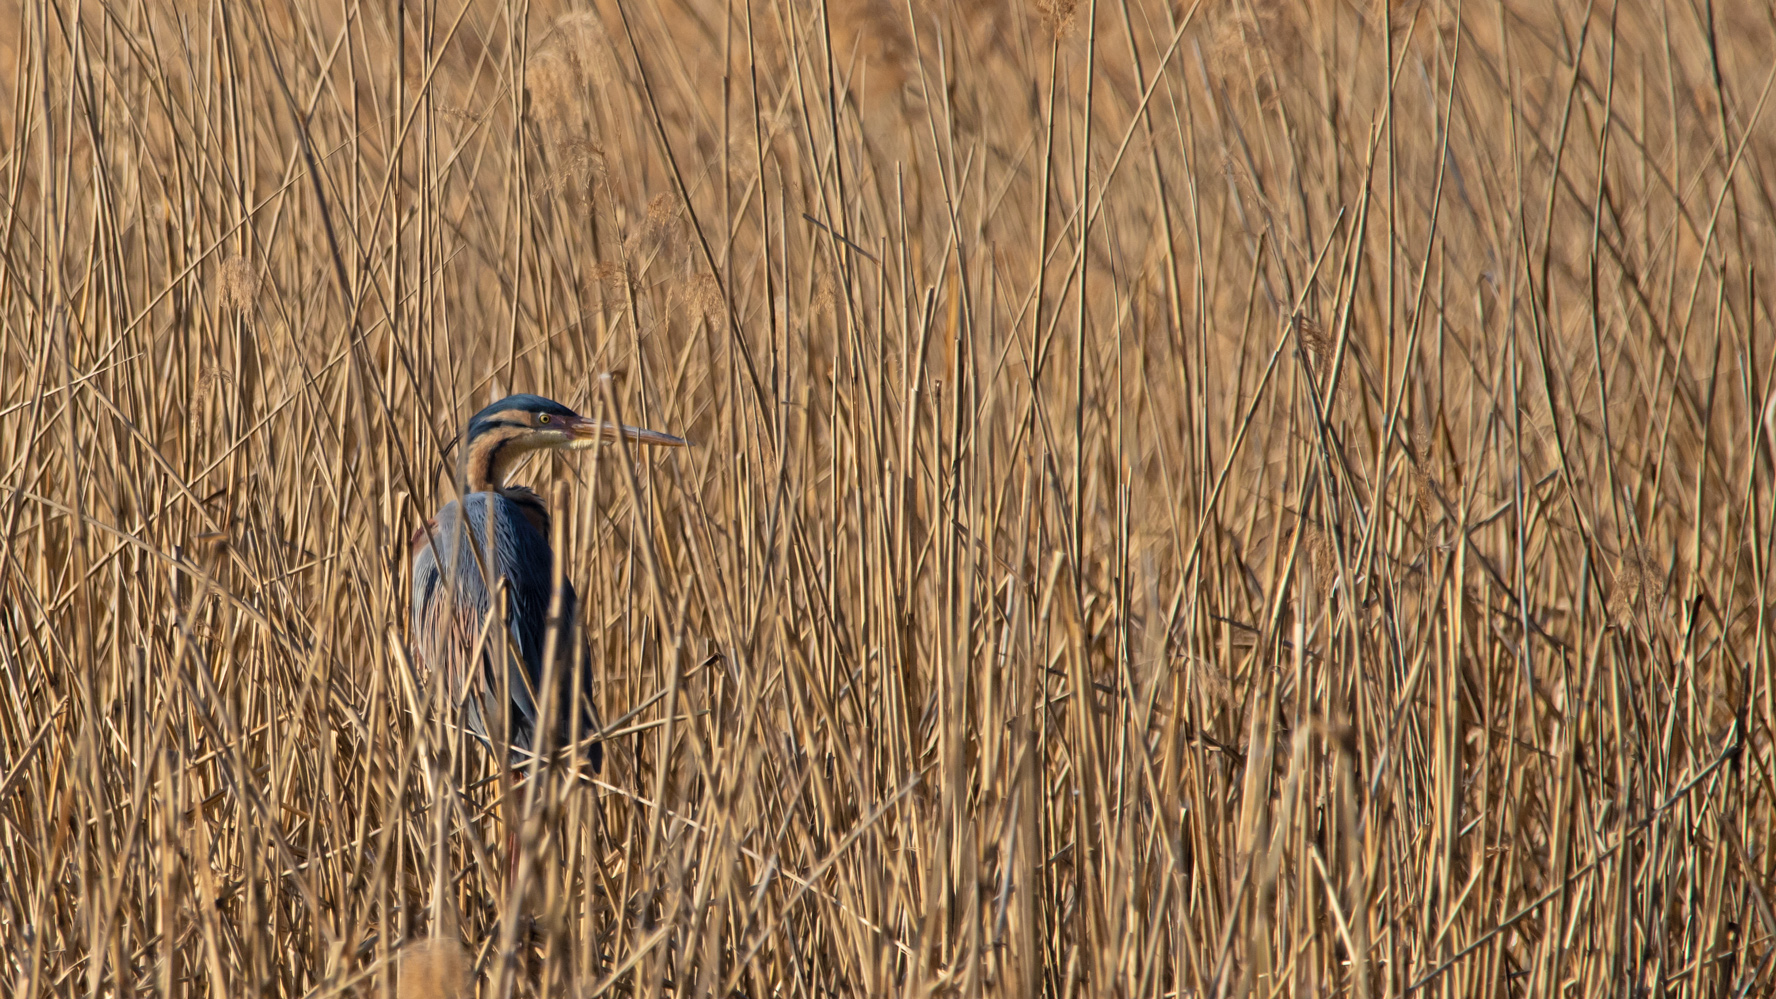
<box><xmin>498</xmin><ymin>484</ymin><xmax>551</xmax><ymax>537</ymax></box>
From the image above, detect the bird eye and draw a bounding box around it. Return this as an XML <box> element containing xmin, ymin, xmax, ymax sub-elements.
<box><xmin>539</xmin><ymin>414</ymin><xmax>551</xmax><ymax>424</ymax></box>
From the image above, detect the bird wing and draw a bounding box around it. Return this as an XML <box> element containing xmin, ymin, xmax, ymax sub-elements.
<box><xmin>410</xmin><ymin>494</ymin><xmax>598</xmax><ymax>768</ymax></box>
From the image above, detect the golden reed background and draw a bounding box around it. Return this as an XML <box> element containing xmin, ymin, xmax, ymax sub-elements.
<box><xmin>0</xmin><ymin>0</ymin><xmax>1773</xmax><ymax>995</ymax></box>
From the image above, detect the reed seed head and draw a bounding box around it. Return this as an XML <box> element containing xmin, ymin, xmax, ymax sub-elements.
<box><xmin>586</xmin><ymin>259</ymin><xmax>628</xmax><ymax>295</ymax></box>
<box><xmin>1294</xmin><ymin>313</ymin><xmax>1332</xmax><ymax>369</ymax></box>
<box><xmin>626</xmin><ymin>192</ymin><xmax>684</xmax><ymax>254</ymax></box>
<box><xmin>1032</xmin><ymin>0</ymin><xmax>1079</xmax><ymax>37</ymax></box>
<box><xmin>553</xmin><ymin>136</ymin><xmax>607</xmax><ymax>204</ymax></box>
<box><xmin>680</xmin><ymin>273</ymin><xmax>725</xmax><ymax>324</ymax></box>
<box><xmin>526</xmin><ymin>49</ymin><xmax>580</xmax><ymax>137</ymax></box>
<box><xmin>217</xmin><ymin>256</ymin><xmax>257</xmax><ymax>313</ymax></box>
<box><xmin>553</xmin><ymin>11</ymin><xmax>618</xmax><ymax>91</ymax></box>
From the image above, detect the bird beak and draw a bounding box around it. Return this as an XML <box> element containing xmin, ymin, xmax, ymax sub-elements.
<box><xmin>565</xmin><ymin>415</ymin><xmax>690</xmax><ymax>448</ymax></box>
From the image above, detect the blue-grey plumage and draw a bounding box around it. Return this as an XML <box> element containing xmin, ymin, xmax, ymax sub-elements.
<box><xmin>408</xmin><ymin>392</ymin><xmax>689</xmax><ymax>776</ymax></box>
<box><xmin>412</xmin><ymin>490</ymin><xmax>597</xmax><ymax>769</ymax></box>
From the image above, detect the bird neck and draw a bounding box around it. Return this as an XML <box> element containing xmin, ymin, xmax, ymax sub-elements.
<box><xmin>460</xmin><ymin>427</ymin><xmax>552</xmax><ymax>536</ymax></box>
<box><xmin>462</xmin><ymin>428</ymin><xmax>521</xmax><ymax>493</ymax></box>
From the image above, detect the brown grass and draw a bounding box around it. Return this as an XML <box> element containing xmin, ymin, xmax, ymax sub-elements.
<box><xmin>1</xmin><ymin>0</ymin><xmax>1773</xmax><ymax>995</ymax></box>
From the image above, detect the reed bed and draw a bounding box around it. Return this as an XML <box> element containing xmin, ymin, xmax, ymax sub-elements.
<box><xmin>1</xmin><ymin>0</ymin><xmax>1773</xmax><ymax>995</ymax></box>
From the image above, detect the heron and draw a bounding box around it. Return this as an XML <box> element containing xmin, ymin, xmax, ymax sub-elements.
<box><xmin>410</xmin><ymin>392</ymin><xmax>687</xmax><ymax>777</ymax></box>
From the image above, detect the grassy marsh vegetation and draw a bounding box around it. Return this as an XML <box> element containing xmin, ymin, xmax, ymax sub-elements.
<box><xmin>1</xmin><ymin>0</ymin><xmax>1774</xmax><ymax>995</ymax></box>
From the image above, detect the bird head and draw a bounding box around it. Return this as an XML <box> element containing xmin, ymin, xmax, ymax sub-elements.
<box><xmin>463</xmin><ymin>393</ymin><xmax>687</xmax><ymax>490</ymax></box>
